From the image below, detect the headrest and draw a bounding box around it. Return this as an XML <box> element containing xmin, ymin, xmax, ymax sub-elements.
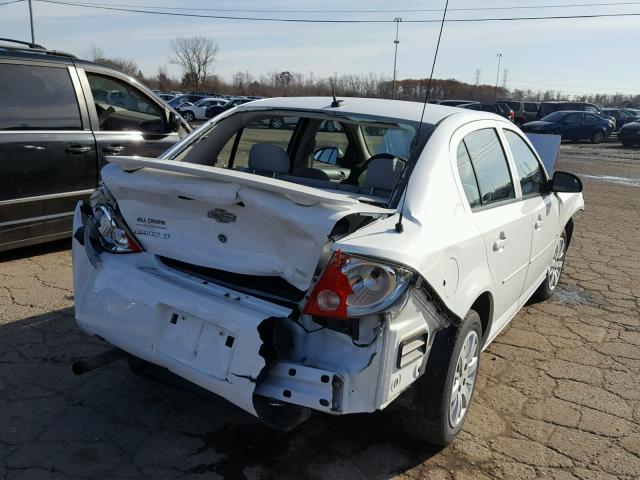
<box><xmin>248</xmin><ymin>144</ymin><xmax>290</xmax><ymax>173</ymax></box>
<box><xmin>364</xmin><ymin>157</ymin><xmax>404</xmax><ymax>191</ymax></box>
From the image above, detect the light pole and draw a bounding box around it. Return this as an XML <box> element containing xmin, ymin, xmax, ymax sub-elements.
<box><xmin>494</xmin><ymin>53</ymin><xmax>502</xmax><ymax>99</ymax></box>
<box><xmin>392</xmin><ymin>17</ymin><xmax>402</xmax><ymax>99</ymax></box>
<box><xmin>27</xmin><ymin>0</ymin><xmax>35</xmax><ymax>45</ymax></box>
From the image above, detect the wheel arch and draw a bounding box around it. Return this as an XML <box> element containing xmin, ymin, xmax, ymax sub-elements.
<box><xmin>469</xmin><ymin>291</ymin><xmax>493</xmax><ymax>343</ymax></box>
<box><xmin>564</xmin><ymin>216</ymin><xmax>575</xmax><ymax>246</ymax></box>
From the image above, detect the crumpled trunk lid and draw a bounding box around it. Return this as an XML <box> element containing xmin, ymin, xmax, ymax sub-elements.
<box><xmin>101</xmin><ymin>157</ymin><xmax>391</xmax><ymax>291</ymax></box>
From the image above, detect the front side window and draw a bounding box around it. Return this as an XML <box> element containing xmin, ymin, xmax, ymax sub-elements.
<box><xmin>584</xmin><ymin>105</ymin><xmax>598</xmax><ymax>113</ymax></box>
<box><xmin>456</xmin><ymin>142</ymin><xmax>481</xmax><ymax>208</ymax></box>
<box><xmin>503</xmin><ymin>130</ymin><xmax>544</xmax><ymax>196</ymax></box>
<box><xmin>463</xmin><ymin>128</ymin><xmax>515</xmax><ymax>205</ymax></box>
<box><xmin>86</xmin><ymin>73</ymin><xmax>164</xmax><ymax>133</ymax></box>
<box><xmin>362</xmin><ymin>125</ymin><xmax>416</xmax><ymax>159</ymax></box>
<box><xmin>0</xmin><ymin>64</ymin><xmax>81</xmax><ymax>130</ymax></box>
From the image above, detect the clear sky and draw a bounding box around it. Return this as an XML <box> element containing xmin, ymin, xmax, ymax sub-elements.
<box><xmin>2</xmin><ymin>0</ymin><xmax>639</xmax><ymax>96</ymax></box>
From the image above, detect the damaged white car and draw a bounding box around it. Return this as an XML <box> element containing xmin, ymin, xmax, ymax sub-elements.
<box><xmin>72</xmin><ymin>97</ymin><xmax>584</xmax><ymax>445</ymax></box>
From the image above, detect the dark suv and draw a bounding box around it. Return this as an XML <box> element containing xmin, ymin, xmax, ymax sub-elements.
<box><xmin>0</xmin><ymin>39</ymin><xmax>191</xmax><ymax>252</ymax></box>
<box><xmin>501</xmin><ymin>100</ymin><xmax>540</xmax><ymax>126</ymax></box>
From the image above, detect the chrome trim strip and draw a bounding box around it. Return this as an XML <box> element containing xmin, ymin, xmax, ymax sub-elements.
<box><xmin>0</xmin><ymin>189</ymin><xmax>93</xmax><ymax>206</ymax></box>
<box><xmin>502</xmin><ymin>262</ymin><xmax>530</xmax><ymax>285</ymax></box>
<box><xmin>0</xmin><ymin>211</ymin><xmax>73</xmax><ymax>228</ymax></box>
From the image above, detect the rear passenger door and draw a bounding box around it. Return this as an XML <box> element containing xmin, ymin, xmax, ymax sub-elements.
<box><xmin>501</xmin><ymin>128</ymin><xmax>559</xmax><ymax>300</ymax></box>
<box><xmin>0</xmin><ymin>61</ymin><xmax>97</xmax><ymax>250</ymax></box>
<box><xmin>456</xmin><ymin>124</ymin><xmax>532</xmax><ymax>334</ymax></box>
<box><xmin>77</xmin><ymin>68</ymin><xmax>181</xmax><ymax>167</ymax></box>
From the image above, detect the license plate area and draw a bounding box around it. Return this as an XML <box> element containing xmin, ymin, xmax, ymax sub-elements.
<box><xmin>153</xmin><ymin>305</ymin><xmax>236</xmax><ymax>380</ymax></box>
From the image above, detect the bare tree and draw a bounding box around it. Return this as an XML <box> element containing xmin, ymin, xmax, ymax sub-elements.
<box><xmin>170</xmin><ymin>36</ymin><xmax>219</xmax><ymax>91</ymax></box>
<box><xmin>88</xmin><ymin>44</ymin><xmax>139</xmax><ymax>78</ymax></box>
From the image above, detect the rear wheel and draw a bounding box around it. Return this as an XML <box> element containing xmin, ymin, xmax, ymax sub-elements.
<box><xmin>532</xmin><ymin>230</ymin><xmax>567</xmax><ymax>302</ymax></box>
<box><xmin>591</xmin><ymin>130</ymin><xmax>605</xmax><ymax>144</ymax></box>
<box><xmin>183</xmin><ymin>111</ymin><xmax>195</xmax><ymax>122</ymax></box>
<box><xmin>399</xmin><ymin>310</ymin><xmax>482</xmax><ymax>446</ymax></box>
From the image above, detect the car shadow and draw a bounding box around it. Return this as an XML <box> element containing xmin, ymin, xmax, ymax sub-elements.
<box><xmin>0</xmin><ymin>238</ymin><xmax>71</xmax><ymax>263</ymax></box>
<box><xmin>1</xmin><ymin>308</ymin><xmax>443</xmax><ymax>478</ymax></box>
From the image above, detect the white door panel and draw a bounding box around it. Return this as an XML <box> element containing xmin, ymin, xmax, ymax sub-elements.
<box><xmin>472</xmin><ymin>202</ymin><xmax>533</xmax><ymax>336</ymax></box>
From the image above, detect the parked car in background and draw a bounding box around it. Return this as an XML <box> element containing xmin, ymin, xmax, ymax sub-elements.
<box><xmin>537</xmin><ymin>101</ymin><xmax>615</xmax><ymax>129</ymax></box>
<box><xmin>156</xmin><ymin>93</ymin><xmax>176</xmax><ymax>102</ymax></box>
<box><xmin>178</xmin><ymin>97</ymin><xmax>227</xmax><ymax>122</ymax></box>
<box><xmin>71</xmin><ymin>96</ymin><xmax>583</xmax><ymax>447</ymax></box>
<box><xmin>204</xmin><ymin>97</ymin><xmax>254</xmax><ymax>118</ymax></box>
<box><xmin>0</xmin><ymin>38</ymin><xmax>191</xmax><ymax>252</ymax></box>
<box><xmin>601</xmin><ymin>108</ymin><xmax>640</xmax><ymax>131</ymax></box>
<box><xmin>459</xmin><ymin>102</ymin><xmax>515</xmax><ymax>122</ymax></box>
<box><xmin>433</xmin><ymin>99</ymin><xmax>478</xmax><ymax>106</ymax></box>
<box><xmin>168</xmin><ymin>92</ymin><xmax>223</xmax><ymax>109</ymax></box>
<box><xmin>522</xmin><ymin>111</ymin><xmax>611</xmax><ymax>143</ymax></box>
<box><xmin>501</xmin><ymin>100</ymin><xmax>540</xmax><ymax>126</ymax></box>
<box><xmin>618</xmin><ymin>121</ymin><xmax>640</xmax><ymax>146</ymax></box>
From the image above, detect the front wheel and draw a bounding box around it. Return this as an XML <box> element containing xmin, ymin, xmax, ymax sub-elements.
<box><xmin>398</xmin><ymin>310</ymin><xmax>482</xmax><ymax>446</ymax></box>
<box><xmin>183</xmin><ymin>111</ymin><xmax>195</xmax><ymax>122</ymax></box>
<box><xmin>532</xmin><ymin>230</ymin><xmax>567</xmax><ymax>302</ymax></box>
<box><xmin>591</xmin><ymin>130</ymin><xmax>605</xmax><ymax>144</ymax></box>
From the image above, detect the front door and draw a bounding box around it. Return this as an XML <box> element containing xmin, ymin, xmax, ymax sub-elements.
<box><xmin>78</xmin><ymin>69</ymin><xmax>182</xmax><ymax>169</ymax></box>
<box><xmin>460</xmin><ymin>127</ymin><xmax>532</xmax><ymax>335</ymax></box>
<box><xmin>501</xmin><ymin>128</ymin><xmax>560</xmax><ymax>300</ymax></box>
<box><xmin>0</xmin><ymin>62</ymin><xmax>97</xmax><ymax>251</ymax></box>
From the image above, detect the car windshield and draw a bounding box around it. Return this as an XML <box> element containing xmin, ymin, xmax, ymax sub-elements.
<box><xmin>166</xmin><ymin>109</ymin><xmax>431</xmax><ymax>207</ymax></box>
<box><xmin>541</xmin><ymin>112</ymin><xmax>566</xmax><ymax>122</ymax></box>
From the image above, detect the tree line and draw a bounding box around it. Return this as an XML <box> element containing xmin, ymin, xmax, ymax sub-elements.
<box><xmin>89</xmin><ymin>37</ymin><xmax>640</xmax><ymax>108</ymax></box>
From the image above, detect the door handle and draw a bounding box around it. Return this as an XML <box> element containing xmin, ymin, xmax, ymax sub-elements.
<box><xmin>493</xmin><ymin>231</ymin><xmax>508</xmax><ymax>252</ymax></box>
<box><xmin>66</xmin><ymin>145</ymin><xmax>91</xmax><ymax>154</ymax></box>
<box><xmin>535</xmin><ymin>214</ymin><xmax>544</xmax><ymax>230</ymax></box>
<box><xmin>102</xmin><ymin>144</ymin><xmax>125</xmax><ymax>154</ymax></box>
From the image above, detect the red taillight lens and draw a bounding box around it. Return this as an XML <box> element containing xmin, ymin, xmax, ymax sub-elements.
<box><xmin>303</xmin><ymin>252</ymin><xmax>353</xmax><ymax>318</ymax></box>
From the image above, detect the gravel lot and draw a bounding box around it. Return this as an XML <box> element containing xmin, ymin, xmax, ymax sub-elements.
<box><xmin>1</xmin><ymin>141</ymin><xmax>639</xmax><ymax>480</ymax></box>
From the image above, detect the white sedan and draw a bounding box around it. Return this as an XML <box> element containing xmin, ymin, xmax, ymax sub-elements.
<box><xmin>72</xmin><ymin>97</ymin><xmax>583</xmax><ymax>445</ymax></box>
<box><xmin>178</xmin><ymin>97</ymin><xmax>226</xmax><ymax>122</ymax></box>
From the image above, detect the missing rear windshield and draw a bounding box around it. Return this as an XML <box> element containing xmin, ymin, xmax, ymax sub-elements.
<box><xmin>170</xmin><ymin>109</ymin><xmax>434</xmax><ymax>207</ymax></box>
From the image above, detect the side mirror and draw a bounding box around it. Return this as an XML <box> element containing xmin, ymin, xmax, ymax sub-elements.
<box><xmin>313</xmin><ymin>147</ymin><xmax>342</xmax><ymax>165</ymax></box>
<box><xmin>168</xmin><ymin>112</ymin><xmax>182</xmax><ymax>132</ymax></box>
<box><xmin>550</xmin><ymin>171</ymin><xmax>583</xmax><ymax>193</ymax></box>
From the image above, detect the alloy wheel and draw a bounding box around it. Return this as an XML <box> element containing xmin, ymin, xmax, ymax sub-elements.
<box><xmin>548</xmin><ymin>236</ymin><xmax>566</xmax><ymax>291</ymax></box>
<box><xmin>449</xmin><ymin>330</ymin><xmax>479</xmax><ymax>428</ymax></box>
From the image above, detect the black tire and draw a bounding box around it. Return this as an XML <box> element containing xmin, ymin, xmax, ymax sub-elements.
<box><xmin>399</xmin><ymin>310</ymin><xmax>483</xmax><ymax>446</ymax></box>
<box><xmin>591</xmin><ymin>130</ymin><xmax>605</xmax><ymax>144</ymax></box>
<box><xmin>269</xmin><ymin>117</ymin><xmax>284</xmax><ymax>129</ymax></box>
<box><xmin>532</xmin><ymin>230</ymin><xmax>567</xmax><ymax>302</ymax></box>
<box><xmin>183</xmin><ymin>111</ymin><xmax>195</xmax><ymax>123</ymax></box>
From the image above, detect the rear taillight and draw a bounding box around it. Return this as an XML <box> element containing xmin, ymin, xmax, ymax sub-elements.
<box><xmin>303</xmin><ymin>252</ymin><xmax>413</xmax><ymax>319</ymax></box>
<box><xmin>93</xmin><ymin>205</ymin><xmax>142</xmax><ymax>253</ymax></box>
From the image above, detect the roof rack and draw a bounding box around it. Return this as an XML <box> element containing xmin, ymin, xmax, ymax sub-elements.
<box><xmin>0</xmin><ymin>37</ymin><xmax>77</xmax><ymax>59</ymax></box>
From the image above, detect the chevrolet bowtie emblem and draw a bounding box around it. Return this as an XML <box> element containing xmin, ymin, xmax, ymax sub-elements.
<box><xmin>207</xmin><ymin>208</ymin><xmax>237</xmax><ymax>223</ymax></box>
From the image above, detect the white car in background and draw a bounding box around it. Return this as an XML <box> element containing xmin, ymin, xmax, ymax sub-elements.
<box><xmin>178</xmin><ymin>97</ymin><xmax>226</xmax><ymax>122</ymax></box>
<box><xmin>72</xmin><ymin>97</ymin><xmax>584</xmax><ymax>446</ymax></box>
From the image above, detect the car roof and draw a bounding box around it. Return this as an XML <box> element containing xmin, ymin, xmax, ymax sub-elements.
<box><xmin>234</xmin><ymin>96</ymin><xmax>502</xmax><ymax>124</ymax></box>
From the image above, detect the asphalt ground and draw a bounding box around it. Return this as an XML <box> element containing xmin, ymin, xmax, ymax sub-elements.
<box><xmin>1</xmin><ymin>140</ymin><xmax>639</xmax><ymax>480</ymax></box>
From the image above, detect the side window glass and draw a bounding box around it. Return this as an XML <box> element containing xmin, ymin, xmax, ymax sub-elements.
<box><xmin>0</xmin><ymin>64</ymin><xmax>81</xmax><ymax>130</ymax></box>
<box><xmin>565</xmin><ymin>113</ymin><xmax>581</xmax><ymax>124</ymax></box>
<box><xmin>456</xmin><ymin>142</ymin><xmax>481</xmax><ymax>208</ymax></box>
<box><xmin>218</xmin><ymin>116</ymin><xmax>299</xmax><ymax>169</ymax></box>
<box><xmin>503</xmin><ymin>130</ymin><xmax>544</xmax><ymax>196</ymax></box>
<box><xmin>313</xmin><ymin>121</ymin><xmax>349</xmax><ymax>169</ymax></box>
<box><xmin>584</xmin><ymin>105</ymin><xmax>598</xmax><ymax>113</ymax></box>
<box><xmin>86</xmin><ymin>73</ymin><xmax>165</xmax><ymax>133</ymax></box>
<box><xmin>463</xmin><ymin>128</ymin><xmax>515</xmax><ymax>206</ymax></box>
<box><xmin>524</xmin><ymin>102</ymin><xmax>538</xmax><ymax>112</ymax></box>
